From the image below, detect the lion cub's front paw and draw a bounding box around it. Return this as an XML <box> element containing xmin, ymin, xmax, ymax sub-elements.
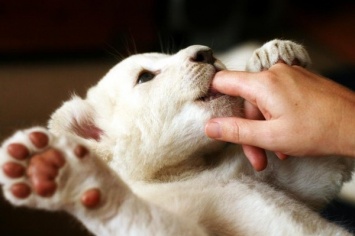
<box><xmin>0</xmin><ymin>127</ymin><xmax>102</xmax><ymax>210</ymax></box>
<box><xmin>246</xmin><ymin>39</ymin><xmax>311</xmax><ymax>72</ymax></box>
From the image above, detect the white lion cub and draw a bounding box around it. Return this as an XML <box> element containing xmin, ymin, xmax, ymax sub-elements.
<box><xmin>0</xmin><ymin>40</ymin><xmax>354</xmax><ymax>235</ymax></box>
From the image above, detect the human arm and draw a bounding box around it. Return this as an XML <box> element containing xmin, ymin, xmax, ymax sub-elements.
<box><xmin>205</xmin><ymin>63</ymin><xmax>355</xmax><ymax>170</ymax></box>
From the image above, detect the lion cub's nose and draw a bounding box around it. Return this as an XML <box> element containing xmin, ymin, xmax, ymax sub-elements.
<box><xmin>190</xmin><ymin>49</ymin><xmax>215</xmax><ymax>65</ymax></box>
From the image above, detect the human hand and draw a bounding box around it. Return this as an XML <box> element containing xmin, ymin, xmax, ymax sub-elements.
<box><xmin>205</xmin><ymin>63</ymin><xmax>355</xmax><ymax>171</ymax></box>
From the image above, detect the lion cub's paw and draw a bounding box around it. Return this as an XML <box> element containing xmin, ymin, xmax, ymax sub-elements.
<box><xmin>247</xmin><ymin>39</ymin><xmax>311</xmax><ymax>72</ymax></box>
<box><xmin>0</xmin><ymin>127</ymin><xmax>104</xmax><ymax>211</ymax></box>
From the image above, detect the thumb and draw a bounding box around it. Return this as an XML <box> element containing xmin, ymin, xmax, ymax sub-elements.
<box><xmin>205</xmin><ymin>117</ymin><xmax>274</xmax><ymax>149</ymax></box>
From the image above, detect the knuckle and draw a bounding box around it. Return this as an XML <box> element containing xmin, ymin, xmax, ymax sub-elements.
<box><xmin>261</xmin><ymin>70</ymin><xmax>279</xmax><ymax>85</ymax></box>
<box><xmin>228</xmin><ymin>120</ymin><xmax>241</xmax><ymax>143</ymax></box>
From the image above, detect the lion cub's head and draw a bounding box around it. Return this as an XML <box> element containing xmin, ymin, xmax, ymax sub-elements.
<box><xmin>49</xmin><ymin>46</ymin><xmax>243</xmax><ymax>181</ymax></box>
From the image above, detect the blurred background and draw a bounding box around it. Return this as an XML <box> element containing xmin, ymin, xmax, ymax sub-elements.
<box><xmin>0</xmin><ymin>0</ymin><xmax>354</xmax><ymax>235</ymax></box>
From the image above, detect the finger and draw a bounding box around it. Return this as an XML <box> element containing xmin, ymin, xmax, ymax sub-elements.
<box><xmin>275</xmin><ymin>152</ymin><xmax>288</xmax><ymax>160</ymax></box>
<box><xmin>212</xmin><ymin>70</ymin><xmax>262</xmax><ymax>103</ymax></box>
<box><xmin>205</xmin><ymin>117</ymin><xmax>276</xmax><ymax>151</ymax></box>
<box><xmin>244</xmin><ymin>100</ymin><xmax>264</xmax><ymax>120</ymax></box>
<box><xmin>242</xmin><ymin>100</ymin><xmax>268</xmax><ymax>171</ymax></box>
<box><xmin>242</xmin><ymin>145</ymin><xmax>268</xmax><ymax>171</ymax></box>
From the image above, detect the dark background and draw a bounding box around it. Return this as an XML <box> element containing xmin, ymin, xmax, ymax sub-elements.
<box><xmin>0</xmin><ymin>0</ymin><xmax>354</xmax><ymax>235</ymax></box>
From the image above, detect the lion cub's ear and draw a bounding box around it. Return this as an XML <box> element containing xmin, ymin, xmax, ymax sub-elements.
<box><xmin>48</xmin><ymin>95</ymin><xmax>103</xmax><ymax>141</ymax></box>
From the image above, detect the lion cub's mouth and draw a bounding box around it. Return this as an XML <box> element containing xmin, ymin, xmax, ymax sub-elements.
<box><xmin>196</xmin><ymin>63</ymin><xmax>226</xmax><ymax>102</ymax></box>
<box><xmin>198</xmin><ymin>87</ymin><xmax>224</xmax><ymax>102</ymax></box>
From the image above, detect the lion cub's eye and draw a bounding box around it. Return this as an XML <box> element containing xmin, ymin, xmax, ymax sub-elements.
<box><xmin>137</xmin><ymin>71</ymin><xmax>156</xmax><ymax>84</ymax></box>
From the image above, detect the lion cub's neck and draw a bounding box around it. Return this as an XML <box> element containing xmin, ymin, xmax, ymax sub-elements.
<box><xmin>150</xmin><ymin>143</ymin><xmax>239</xmax><ymax>182</ymax></box>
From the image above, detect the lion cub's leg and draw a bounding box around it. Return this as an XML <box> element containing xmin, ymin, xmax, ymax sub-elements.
<box><xmin>0</xmin><ymin>127</ymin><xmax>118</xmax><ymax>210</ymax></box>
<box><xmin>246</xmin><ymin>39</ymin><xmax>311</xmax><ymax>71</ymax></box>
<box><xmin>0</xmin><ymin>127</ymin><xmax>207</xmax><ymax>235</ymax></box>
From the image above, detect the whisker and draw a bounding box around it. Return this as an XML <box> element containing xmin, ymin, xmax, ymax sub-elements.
<box><xmin>104</xmin><ymin>43</ymin><xmax>125</xmax><ymax>61</ymax></box>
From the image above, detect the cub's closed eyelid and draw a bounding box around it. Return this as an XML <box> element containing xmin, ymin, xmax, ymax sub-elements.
<box><xmin>136</xmin><ymin>70</ymin><xmax>159</xmax><ymax>85</ymax></box>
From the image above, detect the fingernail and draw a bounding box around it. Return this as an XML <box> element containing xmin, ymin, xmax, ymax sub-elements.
<box><xmin>205</xmin><ymin>122</ymin><xmax>221</xmax><ymax>138</ymax></box>
<box><xmin>276</xmin><ymin>152</ymin><xmax>288</xmax><ymax>160</ymax></box>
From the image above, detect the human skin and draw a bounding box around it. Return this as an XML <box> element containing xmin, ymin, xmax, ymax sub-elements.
<box><xmin>205</xmin><ymin>63</ymin><xmax>355</xmax><ymax>171</ymax></box>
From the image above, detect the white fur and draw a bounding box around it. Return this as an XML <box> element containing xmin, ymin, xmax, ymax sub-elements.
<box><xmin>340</xmin><ymin>173</ymin><xmax>355</xmax><ymax>203</ymax></box>
<box><xmin>1</xmin><ymin>40</ymin><xmax>354</xmax><ymax>235</ymax></box>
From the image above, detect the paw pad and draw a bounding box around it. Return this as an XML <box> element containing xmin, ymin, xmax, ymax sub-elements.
<box><xmin>10</xmin><ymin>183</ymin><xmax>31</xmax><ymax>199</ymax></box>
<box><xmin>81</xmin><ymin>188</ymin><xmax>101</xmax><ymax>209</ymax></box>
<box><xmin>2</xmin><ymin>162</ymin><xmax>25</xmax><ymax>178</ymax></box>
<box><xmin>1</xmin><ymin>127</ymin><xmax>109</xmax><ymax>212</ymax></box>
<box><xmin>29</xmin><ymin>132</ymin><xmax>49</xmax><ymax>149</ymax></box>
<box><xmin>7</xmin><ymin>143</ymin><xmax>29</xmax><ymax>160</ymax></box>
<box><xmin>1</xmin><ymin>130</ymin><xmax>57</xmax><ymax>200</ymax></box>
<box><xmin>74</xmin><ymin>145</ymin><xmax>89</xmax><ymax>159</ymax></box>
